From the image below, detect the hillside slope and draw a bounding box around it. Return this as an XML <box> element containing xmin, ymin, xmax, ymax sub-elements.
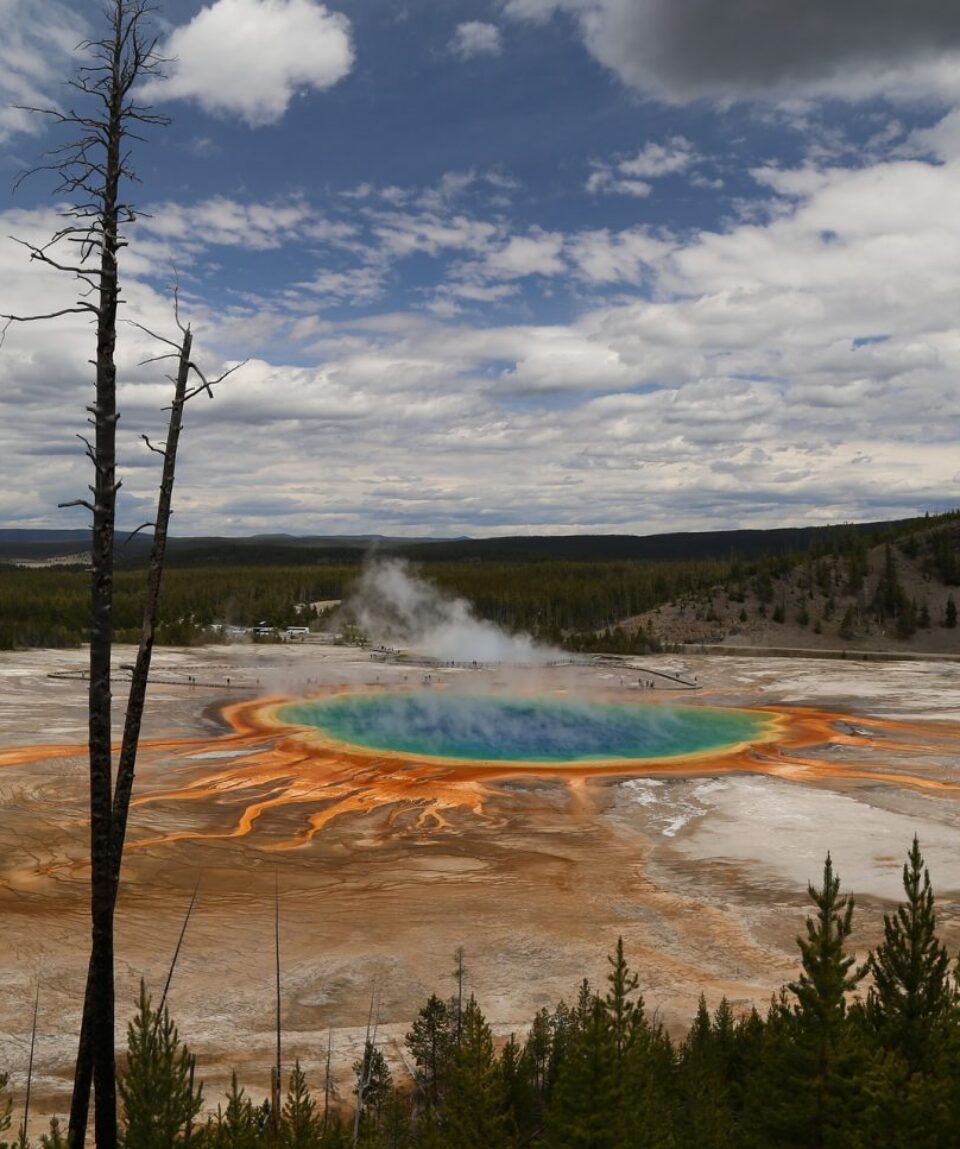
<box><xmin>623</xmin><ymin>517</ymin><xmax>960</xmax><ymax>655</ymax></box>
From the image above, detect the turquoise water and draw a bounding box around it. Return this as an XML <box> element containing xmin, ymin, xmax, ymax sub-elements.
<box><xmin>278</xmin><ymin>692</ymin><xmax>767</xmax><ymax>763</ymax></box>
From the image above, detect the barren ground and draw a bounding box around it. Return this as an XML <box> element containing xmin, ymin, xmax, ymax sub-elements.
<box><xmin>3</xmin><ymin>643</ymin><xmax>960</xmax><ymax>1129</ymax></box>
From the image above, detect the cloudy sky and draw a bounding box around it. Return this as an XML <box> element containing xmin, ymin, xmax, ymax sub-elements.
<box><xmin>2</xmin><ymin>0</ymin><xmax>960</xmax><ymax>536</ymax></box>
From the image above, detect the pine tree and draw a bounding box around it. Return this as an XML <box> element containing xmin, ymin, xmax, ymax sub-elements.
<box><xmin>932</xmin><ymin>528</ymin><xmax>960</xmax><ymax>584</ymax></box>
<box><xmin>40</xmin><ymin>1118</ymin><xmax>70</xmax><ymax>1149</ymax></box>
<box><xmin>711</xmin><ymin>998</ymin><xmax>736</xmax><ymax>1069</ymax></box>
<box><xmin>207</xmin><ymin>1074</ymin><xmax>261</xmax><ymax>1149</ymax></box>
<box><xmin>118</xmin><ymin>981</ymin><xmax>203</xmax><ymax>1148</ymax></box>
<box><xmin>499</xmin><ymin>1035</ymin><xmax>539</xmax><ymax>1143</ymax></box>
<box><xmin>838</xmin><ymin>604</ymin><xmax>856</xmax><ymax>641</ymax></box>
<box><xmin>353</xmin><ymin>1042</ymin><xmax>392</xmax><ymax>1133</ymax></box>
<box><xmin>41</xmin><ymin>1121</ymin><xmax>70</xmax><ymax>1149</ymax></box>
<box><xmin>686</xmin><ymin>995</ymin><xmax>712</xmax><ymax>1058</ymax></box>
<box><xmin>793</xmin><ymin>854</ymin><xmax>861</xmax><ymax>1142</ymax></box>
<box><xmin>444</xmin><ymin>997</ymin><xmax>515</xmax><ymax>1148</ymax></box>
<box><xmin>318</xmin><ymin>1116</ymin><xmax>352</xmax><ymax>1149</ymax></box>
<box><xmin>865</xmin><ymin>837</ymin><xmax>954</xmax><ymax>1075</ymax></box>
<box><xmin>619</xmin><ymin>1011</ymin><xmax>677</xmax><ymax>1149</ymax></box>
<box><xmin>410</xmin><ymin>1111</ymin><xmax>446</xmax><ymax>1149</ymax></box>
<box><xmin>546</xmin><ymin>996</ymin><xmax>620</xmax><ymax>1149</ymax></box>
<box><xmin>792</xmin><ymin>854</ymin><xmax>858</xmax><ymax>1023</ymax></box>
<box><xmin>279</xmin><ymin>1060</ymin><xmax>322</xmax><ymax>1148</ymax></box>
<box><xmin>523</xmin><ymin>1008</ymin><xmax>552</xmax><ymax>1097</ymax></box>
<box><xmin>378</xmin><ymin>1090</ymin><xmax>412</xmax><ymax>1149</ymax></box>
<box><xmin>574</xmin><ymin>979</ymin><xmax>593</xmax><ymax>1029</ymax></box>
<box><xmin>758</xmin><ymin>854</ymin><xmax>862</xmax><ymax>1148</ymax></box>
<box><xmin>604</xmin><ymin>938</ymin><xmax>642</xmax><ymax>1064</ymax></box>
<box><xmin>678</xmin><ymin>996</ymin><xmax>735</xmax><ymax>1149</ymax></box>
<box><xmin>735</xmin><ymin>993</ymin><xmax>783</xmax><ymax>1149</ymax></box>
<box><xmin>405</xmin><ymin>995</ymin><xmax>453</xmax><ymax>1108</ymax></box>
<box><xmin>895</xmin><ymin>598</ymin><xmax>917</xmax><ymax>639</ymax></box>
<box><xmin>728</xmin><ymin>1006</ymin><xmax>765</xmax><ymax>1123</ymax></box>
<box><xmin>875</xmin><ymin>544</ymin><xmax>903</xmax><ymax>622</ymax></box>
<box><xmin>545</xmin><ymin>1001</ymin><xmax>575</xmax><ymax>1096</ymax></box>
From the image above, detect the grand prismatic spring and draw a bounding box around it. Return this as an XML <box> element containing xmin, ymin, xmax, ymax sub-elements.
<box><xmin>3</xmin><ymin>644</ymin><xmax>960</xmax><ymax>1116</ymax></box>
<box><xmin>276</xmin><ymin>692</ymin><xmax>771</xmax><ymax>764</ymax></box>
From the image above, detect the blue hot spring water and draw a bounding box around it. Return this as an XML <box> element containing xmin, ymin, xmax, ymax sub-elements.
<box><xmin>277</xmin><ymin>692</ymin><xmax>767</xmax><ymax>764</ymax></box>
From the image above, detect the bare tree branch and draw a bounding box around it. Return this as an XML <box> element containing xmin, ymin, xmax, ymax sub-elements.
<box><xmin>140</xmin><ymin>434</ymin><xmax>167</xmax><ymax>456</ymax></box>
<box><xmin>127</xmin><ymin>320</ymin><xmax>184</xmax><ymax>353</ymax></box>
<box><xmin>184</xmin><ymin>358</ymin><xmax>249</xmax><ymax>402</ymax></box>
<box><xmin>75</xmin><ymin>435</ymin><xmax>98</xmax><ymax>467</ymax></box>
<box><xmin>137</xmin><ymin>352</ymin><xmax>180</xmax><ymax>366</ymax></box>
<box><xmin>172</xmin><ymin>279</ymin><xmax>187</xmax><ymax>336</ymax></box>
<box><xmin>0</xmin><ymin>307</ymin><xmax>98</xmax><ymax>330</ymax></box>
<box><xmin>122</xmin><ymin>522</ymin><xmax>155</xmax><ymax>545</ymax></box>
<box><xmin>159</xmin><ymin>877</ymin><xmax>202</xmax><ymax>1015</ymax></box>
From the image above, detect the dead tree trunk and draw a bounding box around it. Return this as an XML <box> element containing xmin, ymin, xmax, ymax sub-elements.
<box><xmin>18</xmin><ymin>979</ymin><xmax>40</xmax><ymax>1147</ymax></box>
<box><xmin>86</xmin><ymin>15</ymin><xmax>126</xmax><ymax>1141</ymax></box>
<box><xmin>0</xmin><ymin>9</ymin><xmax>249</xmax><ymax>1144</ymax></box>
<box><xmin>323</xmin><ymin>1030</ymin><xmax>333</xmax><ymax>1131</ymax></box>
<box><xmin>453</xmin><ymin>946</ymin><xmax>466</xmax><ymax>1046</ymax></box>
<box><xmin>274</xmin><ymin>870</ymin><xmax>283</xmax><ymax>1139</ymax></box>
<box><xmin>69</xmin><ymin>313</ymin><xmax>240</xmax><ymax>1144</ymax></box>
<box><xmin>0</xmin><ymin>6</ymin><xmax>167</xmax><ymax>1147</ymax></box>
<box><xmin>70</xmin><ymin>297</ymin><xmax>186</xmax><ymax>1123</ymax></box>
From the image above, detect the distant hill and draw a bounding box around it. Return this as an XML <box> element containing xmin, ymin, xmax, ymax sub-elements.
<box><xmin>394</xmin><ymin>521</ymin><xmax>916</xmax><ymax>565</ymax></box>
<box><xmin>0</xmin><ymin>532</ymin><xmax>456</xmax><ymax>566</ymax></box>
<box><xmin>619</xmin><ymin>513</ymin><xmax>960</xmax><ymax>656</ymax></box>
<box><xmin>0</xmin><ymin>529</ymin><xmax>92</xmax><ymax>562</ymax></box>
<box><xmin>0</xmin><ymin>529</ymin><xmax>92</xmax><ymax>543</ymax></box>
<box><xmin>0</xmin><ymin>517</ymin><xmax>932</xmax><ymax>568</ymax></box>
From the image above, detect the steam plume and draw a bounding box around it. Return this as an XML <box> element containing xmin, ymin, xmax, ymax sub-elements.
<box><xmin>346</xmin><ymin>560</ymin><xmax>563</xmax><ymax>664</ymax></box>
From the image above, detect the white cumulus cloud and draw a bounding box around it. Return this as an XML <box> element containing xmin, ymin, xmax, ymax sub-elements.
<box><xmin>0</xmin><ymin>0</ymin><xmax>84</xmax><ymax>143</ymax></box>
<box><xmin>587</xmin><ymin>137</ymin><xmax>699</xmax><ymax>196</ymax></box>
<box><xmin>619</xmin><ymin>137</ymin><xmax>698</xmax><ymax>178</ymax></box>
<box><xmin>450</xmin><ymin>21</ymin><xmax>503</xmax><ymax>59</ymax></box>
<box><xmin>8</xmin><ymin>128</ymin><xmax>960</xmax><ymax>535</ymax></box>
<box><xmin>143</xmin><ymin>0</ymin><xmax>353</xmax><ymax>127</ymax></box>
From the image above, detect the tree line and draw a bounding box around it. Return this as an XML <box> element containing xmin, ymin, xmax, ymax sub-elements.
<box><xmin>4</xmin><ymin>838</ymin><xmax>960</xmax><ymax>1148</ymax></box>
<box><xmin>5</xmin><ymin>516</ymin><xmax>960</xmax><ymax>654</ymax></box>
<box><xmin>0</xmin><ymin>559</ymin><xmax>729</xmax><ymax>651</ymax></box>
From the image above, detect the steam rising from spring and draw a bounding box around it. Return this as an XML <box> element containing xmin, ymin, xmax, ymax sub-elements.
<box><xmin>346</xmin><ymin>560</ymin><xmax>563</xmax><ymax>664</ymax></box>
